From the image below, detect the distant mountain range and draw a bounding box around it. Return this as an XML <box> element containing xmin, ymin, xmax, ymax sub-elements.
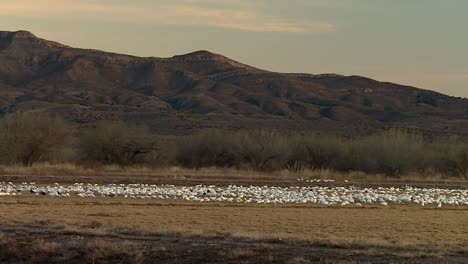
<box><xmin>0</xmin><ymin>30</ymin><xmax>467</xmax><ymax>135</ymax></box>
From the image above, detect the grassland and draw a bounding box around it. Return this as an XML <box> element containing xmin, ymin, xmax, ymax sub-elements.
<box><xmin>1</xmin><ymin>163</ymin><xmax>466</xmax><ymax>187</ymax></box>
<box><xmin>2</xmin><ymin>219</ymin><xmax>466</xmax><ymax>264</ymax></box>
<box><xmin>0</xmin><ymin>195</ymin><xmax>467</xmax><ymax>263</ymax></box>
<box><xmin>0</xmin><ymin>165</ymin><xmax>467</xmax><ymax>263</ymax></box>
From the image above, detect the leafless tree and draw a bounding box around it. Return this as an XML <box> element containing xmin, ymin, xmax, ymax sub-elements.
<box><xmin>175</xmin><ymin>129</ymin><xmax>239</xmax><ymax>168</ymax></box>
<box><xmin>0</xmin><ymin>110</ymin><xmax>71</xmax><ymax>166</ymax></box>
<box><xmin>235</xmin><ymin>130</ymin><xmax>284</xmax><ymax>170</ymax></box>
<box><xmin>79</xmin><ymin>121</ymin><xmax>158</xmax><ymax>166</ymax></box>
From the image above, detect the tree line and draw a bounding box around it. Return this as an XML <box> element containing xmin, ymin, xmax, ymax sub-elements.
<box><xmin>0</xmin><ymin>110</ymin><xmax>466</xmax><ymax>179</ymax></box>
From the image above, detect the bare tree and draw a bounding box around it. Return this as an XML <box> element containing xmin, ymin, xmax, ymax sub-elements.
<box><xmin>235</xmin><ymin>130</ymin><xmax>284</xmax><ymax>170</ymax></box>
<box><xmin>175</xmin><ymin>129</ymin><xmax>239</xmax><ymax>168</ymax></box>
<box><xmin>442</xmin><ymin>145</ymin><xmax>468</xmax><ymax>180</ymax></box>
<box><xmin>79</xmin><ymin>121</ymin><xmax>158</xmax><ymax>166</ymax></box>
<box><xmin>0</xmin><ymin>111</ymin><xmax>71</xmax><ymax>166</ymax></box>
<box><xmin>455</xmin><ymin>150</ymin><xmax>468</xmax><ymax>180</ymax></box>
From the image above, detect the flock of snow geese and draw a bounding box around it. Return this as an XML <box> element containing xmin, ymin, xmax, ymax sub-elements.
<box><xmin>1</xmin><ymin>180</ymin><xmax>467</xmax><ymax>207</ymax></box>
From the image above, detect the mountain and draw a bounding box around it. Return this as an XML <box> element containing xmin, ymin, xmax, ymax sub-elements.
<box><xmin>0</xmin><ymin>30</ymin><xmax>467</xmax><ymax>135</ymax></box>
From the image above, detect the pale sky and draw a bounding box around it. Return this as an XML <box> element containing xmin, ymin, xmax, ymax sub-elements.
<box><xmin>0</xmin><ymin>0</ymin><xmax>467</xmax><ymax>97</ymax></box>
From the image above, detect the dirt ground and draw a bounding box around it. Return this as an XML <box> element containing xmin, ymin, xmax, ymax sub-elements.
<box><xmin>0</xmin><ymin>196</ymin><xmax>467</xmax><ymax>263</ymax></box>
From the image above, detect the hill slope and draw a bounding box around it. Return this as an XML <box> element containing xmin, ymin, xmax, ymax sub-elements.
<box><xmin>0</xmin><ymin>30</ymin><xmax>467</xmax><ymax>135</ymax></box>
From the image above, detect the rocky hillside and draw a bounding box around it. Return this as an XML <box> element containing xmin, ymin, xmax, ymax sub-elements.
<box><xmin>0</xmin><ymin>30</ymin><xmax>467</xmax><ymax>135</ymax></box>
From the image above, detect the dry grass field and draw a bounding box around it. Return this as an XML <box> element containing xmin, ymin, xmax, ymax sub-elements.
<box><xmin>1</xmin><ymin>163</ymin><xmax>466</xmax><ymax>188</ymax></box>
<box><xmin>0</xmin><ymin>165</ymin><xmax>467</xmax><ymax>263</ymax></box>
<box><xmin>0</xmin><ymin>195</ymin><xmax>467</xmax><ymax>263</ymax></box>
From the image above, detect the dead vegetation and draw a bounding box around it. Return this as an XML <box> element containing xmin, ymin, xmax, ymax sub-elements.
<box><xmin>174</xmin><ymin>129</ymin><xmax>468</xmax><ymax>179</ymax></box>
<box><xmin>0</xmin><ymin>220</ymin><xmax>466</xmax><ymax>264</ymax></box>
<box><xmin>0</xmin><ymin>163</ymin><xmax>466</xmax><ymax>188</ymax></box>
<box><xmin>0</xmin><ymin>197</ymin><xmax>467</xmax><ymax>257</ymax></box>
<box><xmin>0</xmin><ymin>111</ymin><xmax>70</xmax><ymax>166</ymax></box>
<box><xmin>78</xmin><ymin>120</ymin><xmax>159</xmax><ymax>166</ymax></box>
<box><xmin>0</xmin><ymin>110</ymin><xmax>466</xmax><ymax>180</ymax></box>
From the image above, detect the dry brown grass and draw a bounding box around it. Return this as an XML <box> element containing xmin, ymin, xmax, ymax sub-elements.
<box><xmin>87</xmin><ymin>239</ymin><xmax>143</xmax><ymax>263</ymax></box>
<box><xmin>0</xmin><ymin>163</ymin><xmax>97</xmax><ymax>176</ymax></box>
<box><xmin>34</xmin><ymin>240</ymin><xmax>62</xmax><ymax>256</ymax></box>
<box><xmin>226</xmin><ymin>248</ymin><xmax>256</xmax><ymax>259</ymax></box>
<box><xmin>0</xmin><ymin>196</ymin><xmax>466</xmax><ymax>256</ymax></box>
<box><xmin>0</xmin><ymin>162</ymin><xmax>464</xmax><ymax>184</ymax></box>
<box><xmin>0</xmin><ymin>216</ymin><xmax>466</xmax><ymax>263</ymax></box>
<box><xmin>287</xmin><ymin>257</ymin><xmax>310</xmax><ymax>264</ymax></box>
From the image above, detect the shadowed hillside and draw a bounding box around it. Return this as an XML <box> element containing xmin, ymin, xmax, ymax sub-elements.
<box><xmin>0</xmin><ymin>30</ymin><xmax>467</xmax><ymax>135</ymax></box>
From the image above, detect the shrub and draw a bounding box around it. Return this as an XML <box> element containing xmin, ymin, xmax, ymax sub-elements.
<box><xmin>362</xmin><ymin>96</ymin><xmax>373</xmax><ymax>107</ymax></box>
<box><xmin>454</xmin><ymin>148</ymin><xmax>468</xmax><ymax>180</ymax></box>
<box><xmin>0</xmin><ymin>111</ymin><xmax>466</xmax><ymax>179</ymax></box>
<box><xmin>319</xmin><ymin>107</ymin><xmax>334</xmax><ymax>119</ymax></box>
<box><xmin>0</xmin><ymin>111</ymin><xmax>71</xmax><ymax>166</ymax></box>
<box><xmin>234</xmin><ymin>130</ymin><xmax>286</xmax><ymax>170</ymax></box>
<box><xmin>436</xmin><ymin>144</ymin><xmax>468</xmax><ymax>179</ymax></box>
<box><xmin>278</xmin><ymin>134</ymin><xmax>359</xmax><ymax>173</ymax></box>
<box><xmin>352</xmin><ymin>130</ymin><xmax>426</xmax><ymax>176</ymax></box>
<box><xmin>79</xmin><ymin>121</ymin><xmax>157</xmax><ymax>166</ymax></box>
<box><xmin>174</xmin><ymin>128</ymin><xmax>467</xmax><ymax>178</ymax></box>
<box><xmin>282</xmin><ymin>137</ymin><xmax>310</xmax><ymax>173</ymax></box>
<box><xmin>175</xmin><ymin>130</ymin><xmax>239</xmax><ymax>168</ymax></box>
<box><xmin>176</xmin><ymin>129</ymin><xmax>287</xmax><ymax>170</ymax></box>
<box><xmin>416</xmin><ymin>93</ymin><xmax>438</xmax><ymax>107</ymax></box>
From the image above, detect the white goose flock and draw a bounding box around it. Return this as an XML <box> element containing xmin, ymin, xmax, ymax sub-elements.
<box><xmin>1</xmin><ymin>181</ymin><xmax>467</xmax><ymax>207</ymax></box>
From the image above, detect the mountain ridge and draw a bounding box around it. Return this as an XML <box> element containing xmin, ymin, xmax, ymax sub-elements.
<box><xmin>0</xmin><ymin>30</ymin><xmax>467</xmax><ymax>136</ymax></box>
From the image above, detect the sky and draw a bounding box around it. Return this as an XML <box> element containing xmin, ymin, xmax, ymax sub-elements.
<box><xmin>0</xmin><ymin>0</ymin><xmax>467</xmax><ymax>98</ymax></box>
